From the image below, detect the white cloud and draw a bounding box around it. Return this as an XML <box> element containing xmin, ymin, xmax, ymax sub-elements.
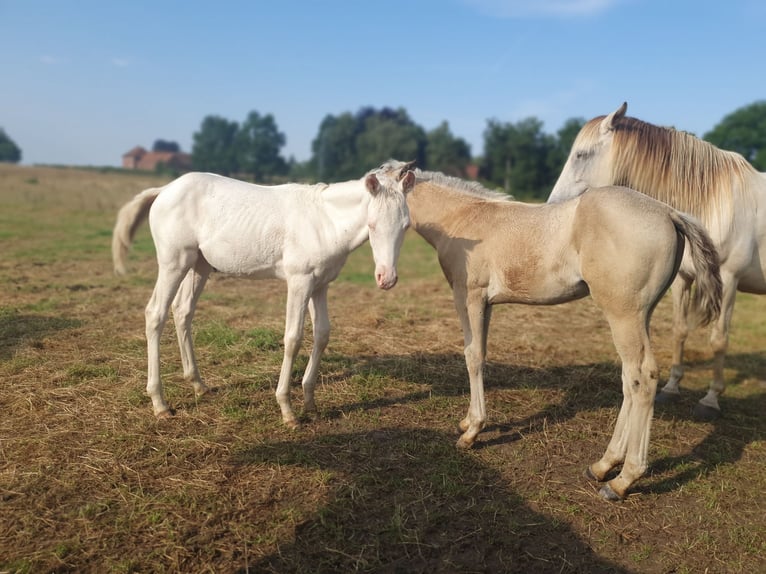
<box><xmin>40</xmin><ymin>55</ymin><xmax>60</xmax><ymax>65</ymax></box>
<box><xmin>463</xmin><ymin>0</ymin><xmax>620</xmax><ymax>18</ymax></box>
<box><xmin>111</xmin><ymin>58</ymin><xmax>130</xmax><ymax>67</ymax></box>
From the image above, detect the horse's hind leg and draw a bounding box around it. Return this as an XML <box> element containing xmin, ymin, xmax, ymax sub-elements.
<box><xmin>172</xmin><ymin>257</ymin><xmax>212</xmax><ymax>398</ymax></box>
<box><xmin>589</xmin><ymin>313</ymin><xmax>659</xmax><ymax>500</ymax></box>
<box><xmin>695</xmin><ymin>274</ymin><xmax>738</xmax><ymax>420</ymax></box>
<box><xmin>657</xmin><ymin>275</ymin><xmax>692</xmax><ymax>401</ymax></box>
<box><xmin>301</xmin><ymin>283</ymin><xmax>330</xmax><ymax>415</ymax></box>
<box><xmin>145</xmin><ymin>263</ymin><xmax>192</xmax><ymax>417</ymax></box>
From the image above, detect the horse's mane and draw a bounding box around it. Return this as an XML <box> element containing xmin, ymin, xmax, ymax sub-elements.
<box><xmin>415</xmin><ymin>169</ymin><xmax>512</xmax><ymax>202</ymax></box>
<box><xmin>579</xmin><ymin>114</ymin><xmax>757</xmax><ymax>224</ymax></box>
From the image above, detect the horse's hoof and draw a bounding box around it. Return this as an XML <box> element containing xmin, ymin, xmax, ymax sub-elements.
<box><xmin>284</xmin><ymin>419</ymin><xmax>300</xmax><ymax>430</ymax></box>
<box><xmin>155</xmin><ymin>408</ymin><xmax>174</xmax><ymax>419</ymax></box>
<box><xmin>455</xmin><ymin>436</ymin><xmax>475</xmax><ymax>450</ymax></box>
<box><xmin>692</xmin><ymin>403</ymin><xmax>721</xmax><ymax>421</ymax></box>
<box><xmin>300</xmin><ymin>408</ymin><xmax>317</xmax><ymax>422</ymax></box>
<box><xmin>599</xmin><ymin>483</ymin><xmax>624</xmax><ymax>502</ymax></box>
<box><xmin>584</xmin><ymin>466</ymin><xmax>601</xmax><ymax>482</ymax></box>
<box><xmin>655</xmin><ymin>391</ymin><xmax>680</xmax><ymax>404</ymax></box>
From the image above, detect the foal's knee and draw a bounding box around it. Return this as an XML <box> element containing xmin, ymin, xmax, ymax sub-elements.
<box><xmin>464</xmin><ymin>345</ymin><xmax>484</xmax><ymax>374</ymax></box>
<box><xmin>314</xmin><ymin>324</ymin><xmax>330</xmax><ymax>352</ymax></box>
<box><xmin>145</xmin><ymin>307</ymin><xmax>166</xmax><ymax>337</ymax></box>
<box><xmin>283</xmin><ymin>330</ymin><xmax>303</xmax><ymax>358</ymax></box>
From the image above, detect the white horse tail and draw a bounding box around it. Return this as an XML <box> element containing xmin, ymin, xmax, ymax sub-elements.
<box><xmin>670</xmin><ymin>211</ymin><xmax>723</xmax><ymax>327</ymax></box>
<box><xmin>112</xmin><ymin>186</ymin><xmax>163</xmax><ymax>275</ymax></box>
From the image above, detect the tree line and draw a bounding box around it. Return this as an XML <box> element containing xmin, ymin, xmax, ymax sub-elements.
<box><xmin>187</xmin><ymin>106</ymin><xmax>575</xmax><ymax>199</ymax></box>
<box><xmin>2</xmin><ymin>101</ymin><xmax>765</xmax><ymax>200</ymax></box>
<box><xmin>187</xmin><ymin>100</ymin><xmax>766</xmax><ymax>199</ymax></box>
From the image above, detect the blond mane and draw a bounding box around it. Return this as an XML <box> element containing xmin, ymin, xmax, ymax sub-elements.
<box><xmin>578</xmin><ymin>115</ymin><xmax>757</xmax><ymax>226</ymax></box>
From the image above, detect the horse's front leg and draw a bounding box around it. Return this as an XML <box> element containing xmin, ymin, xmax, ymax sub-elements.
<box><xmin>695</xmin><ymin>274</ymin><xmax>738</xmax><ymax>420</ymax></box>
<box><xmin>454</xmin><ymin>286</ymin><xmax>492</xmax><ymax>449</ymax></box>
<box><xmin>171</xmin><ymin>259</ymin><xmax>212</xmax><ymax>398</ymax></box>
<box><xmin>657</xmin><ymin>274</ymin><xmax>691</xmax><ymax>401</ymax></box>
<box><xmin>275</xmin><ymin>274</ymin><xmax>313</xmax><ymax>428</ymax></box>
<box><xmin>301</xmin><ymin>283</ymin><xmax>331</xmax><ymax>415</ymax></box>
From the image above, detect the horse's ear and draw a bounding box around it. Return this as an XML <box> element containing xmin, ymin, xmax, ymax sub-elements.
<box><xmin>399</xmin><ymin>160</ymin><xmax>417</xmax><ymax>180</ymax></box>
<box><xmin>401</xmin><ymin>170</ymin><xmax>415</xmax><ymax>194</ymax></box>
<box><xmin>600</xmin><ymin>102</ymin><xmax>628</xmax><ymax>135</ymax></box>
<box><xmin>365</xmin><ymin>173</ymin><xmax>380</xmax><ymax>195</ymax></box>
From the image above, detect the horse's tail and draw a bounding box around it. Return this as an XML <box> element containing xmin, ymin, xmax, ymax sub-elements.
<box><xmin>670</xmin><ymin>211</ymin><xmax>723</xmax><ymax>327</ymax></box>
<box><xmin>112</xmin><ymin>186</ymin><xmax>163</xmax><ymax>275</ymax></box>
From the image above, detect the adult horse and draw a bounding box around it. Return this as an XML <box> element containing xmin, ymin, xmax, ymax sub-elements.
<box><xmin>381</xmin><ymin>160</ymin><xmax>721</xmax><ymax>500</ymax></box>
<box><xmin>547</xmin><ymin>102</ymin><xmax>766</xmax><ymax>420</ymax></box>
<box><xmin>112</xmin><ymin>164</ymin><xmax>414</xmax><ymax>426</ymax></box>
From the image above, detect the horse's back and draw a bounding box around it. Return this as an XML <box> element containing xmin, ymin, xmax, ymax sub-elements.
<box><xmin>160</xmin><ymin>172</ymin><xmax>297</xmax><ymax>206</ymax></box>
<box><xmin>575</xmin><ymin>185</ymin><xmax>678</xmax><ymax>232</ymax></box>
<box><xmin>148</xmin><ymin>173</ymin><xmax>308</xmax><ymax>277</ymax></box>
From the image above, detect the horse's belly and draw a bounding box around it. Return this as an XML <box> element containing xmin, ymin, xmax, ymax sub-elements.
<box><xmin>488</xmin><ymin>274</ymin><xmax>588</xmax><ymax>305</ymax></box>
<box><xmin>731</xmin><ymin>250</ymin><xmax>766</xmax><ymax>294</ymax></box>
<box><xmin>737</xmin><ymin>271</ymin><xmax>766</xmax><ymax>294</ymax></box>
<box><xmin>201</xmin><ymin>244</ymin><xmax>284</xmax><ymax>278</ymax></box>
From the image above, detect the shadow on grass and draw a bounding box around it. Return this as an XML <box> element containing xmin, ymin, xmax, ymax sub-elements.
<box><xmin>679</xmin><ymin>350</ymin><xmax>766</xmax><ymax>391</ymax></box>
<box><xmin>234</xmin><ymin>427</ymin><xmax>632</xmax><ymax>574</ymax></box>
<box><xmin>306</xmin><ymin>349</ymin><xmax>765</xmax><ymax>499</ymax></box>
<box><xmin>207</xmin><ymin>343</ymin><xmax>764</xmax><ymax>504</ymax></box>
<box><xmin>315</xmin><ymin>351</ymin><xmax>624</xmax><ymax>438</ymax></box>
<box><xmin>637</xmin><ymin>352</ymin><xmax>766</xmax><ymax>496</ymax></box>
<box><xmin>0</xmin><ymin>308</ymin><xmax>81</xmax><ymax>359</ymax></box>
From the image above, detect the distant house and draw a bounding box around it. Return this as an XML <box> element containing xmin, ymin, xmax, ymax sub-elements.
<box><xmin>122</xmin><ymin>146</ymin><xmax>192</xmax><ymax>172</ymax></box>
<box><xmin>465</xmin><ymin>164</ymin><xmax>479</xmax><ymax>180</ymax></box>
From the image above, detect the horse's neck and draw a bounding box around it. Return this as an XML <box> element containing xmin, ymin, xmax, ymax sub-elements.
<box><xmin>408</xmin><ymin>181</ymin><xmax>474</xmax><ymax>247</ymax></box>
<box><xmin>321</xmin><ymin>180</ymin><xmax>370</xmax><ymax>250</ymax></box>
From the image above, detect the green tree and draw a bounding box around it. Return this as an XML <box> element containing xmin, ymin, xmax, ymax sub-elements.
<box><xmin>355</xmin><ymin>107</ymin><xmax>426</xmax><ymax>173</ymax></box>
<box><xmin>310</xmin><ymin>107</ymin><xmax>426</xmax><ymax>182</ymax></box>
<box><xmin>425</xmin><ymin>121</ymin><xmax>472</xmax><ymax>176</ymax></box>
<box><xmin>191</xmin><ymin>115</ymin><xmax>239</xmax><ymax>175</ymax></box>
<box><xmin>312</xmin><ymin>112</ymin><xmax>359</xmax><ymax>181</ymax></box>
<box><xmin>0</xmin><ymin>128</ymin><xmax>22</xmax><ymax>163</ymax></box>
<box><xmin>704</xmin><ymin>101</ymin><xmax>766</xmax><ymax>170</ymax></box>
<box><xmin>236</xmin><ymin>111</ymin><xmax>287</xmax><ymax>181</ymax></box>
<box><xmin>482</xmin><ymin>117</ymin><xmax>556</xmax><ymax>198</ymax></box>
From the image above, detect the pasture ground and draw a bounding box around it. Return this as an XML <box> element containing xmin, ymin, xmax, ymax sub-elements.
<box><xmin>1</xmin><ymin>164</ymin><xmax>764</xmax><ymax>573</ymax></box>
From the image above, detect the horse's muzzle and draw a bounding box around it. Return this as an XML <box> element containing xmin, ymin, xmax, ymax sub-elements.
<box><xmin>375</xmin><ymin>269</ymin><xmax>398</xmax><ymax>290</ymax></box>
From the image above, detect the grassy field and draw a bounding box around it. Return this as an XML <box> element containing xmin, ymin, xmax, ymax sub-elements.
<box><xmin>1</xmin><ymin>164</ymin><xmax>764</xmax><ymax>573</ymax></box>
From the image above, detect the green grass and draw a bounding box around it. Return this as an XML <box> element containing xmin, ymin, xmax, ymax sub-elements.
<box><xmin>1</xmin><ymin>165</ymin><xmax>764</xmax><ymax>574</ymax></box>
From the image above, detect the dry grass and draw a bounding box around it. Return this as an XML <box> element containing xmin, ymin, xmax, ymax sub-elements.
<box><xmin>1</xmin><ymin>164</ymin><xmax>764</xmax><ymax>573</ymax></box>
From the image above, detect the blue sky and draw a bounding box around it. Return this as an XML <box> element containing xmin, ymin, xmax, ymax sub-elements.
<box><xmin>2</xmin><ymin>0</ymin><xmax>764</xmax><ymax>167</ymax></box>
